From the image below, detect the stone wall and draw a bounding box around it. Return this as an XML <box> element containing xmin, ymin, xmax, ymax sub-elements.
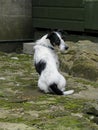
<box><xmin>0</xmin><ymin>0</ymin><xmax>33</xmax><ymax>41</ymax></box>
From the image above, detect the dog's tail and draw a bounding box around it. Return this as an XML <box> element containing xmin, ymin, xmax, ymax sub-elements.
<box><xmin>49</xmin><ymin>83</ymin><xmax>74</xmax><ymax>95</ymax></box>
<box><xmin>63</xmin><ymin>90</ymin><xmax>74</xmax><ymax>96</ymax></box>
<box><xmin>49</xmin><ymin>83</ymin><xmax>63</xmax><ymax>95</ymax></box>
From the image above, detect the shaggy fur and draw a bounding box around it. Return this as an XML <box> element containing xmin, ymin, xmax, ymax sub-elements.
<box><xmin>33</xmin><ymin>31</ymin><xmax>74</xmax><ymax>95</ymax></box>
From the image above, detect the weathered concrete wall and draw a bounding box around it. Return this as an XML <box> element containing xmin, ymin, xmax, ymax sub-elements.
<box><xmin>0</xmin><ymin>0</ymin><xmax>33</xmax><ymax>41</ymax></box>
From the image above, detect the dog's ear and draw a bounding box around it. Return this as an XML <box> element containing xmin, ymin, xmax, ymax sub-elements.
<box><xmin>57</xmin><ymin>29</ymin><xmax>67</xmax><ymax>41</ymax></box>
<box><xmin>46</xmin><ymin>31</ymin><xmax>60</xmax><ymax>46</ymax></box>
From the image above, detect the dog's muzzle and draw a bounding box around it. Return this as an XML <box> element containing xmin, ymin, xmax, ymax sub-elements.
<box><xmin>65</xmin><ymin>46</ymin><xmax>69</xmax><ymax>50</ymax></box>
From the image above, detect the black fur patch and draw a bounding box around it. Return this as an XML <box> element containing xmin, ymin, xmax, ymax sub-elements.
<box><xmin>35</xmin><ymin>60</ymin><xmax>46</xmax><ymax>75</ymax></box>
<box><xmin>46</xmin><ymin>32</ymin><xmax>60</xmax><ymax>46</ymax></box>
<box><xmin>49</xmin><ymin>83</ymin><xmax>63</xmax><ymax>95</ymax></box>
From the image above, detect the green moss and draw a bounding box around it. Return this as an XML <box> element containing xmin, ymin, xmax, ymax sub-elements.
<box><xmin>75</xmin><ymin>78</ymin><xmax>98</xmax><ymax>88</ymax></box>
<box><xmin>0</xmin><ymin>52</ymin><xmax>98</xmax><ymax>129</ymax></box>
<box><xmin>37</xmin><ymin>116</ymin><xmax>96</xmax><ymax>130</ymax></box>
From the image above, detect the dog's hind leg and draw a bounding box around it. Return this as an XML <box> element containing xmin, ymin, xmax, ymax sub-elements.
<box><xmin>38</xmin><ymin>79</ymin><xmax>49</xmax><ymax>93</ymax></box>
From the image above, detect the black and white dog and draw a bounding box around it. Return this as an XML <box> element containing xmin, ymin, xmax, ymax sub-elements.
<box><xmin>33</xmin><ymin>31</ymin><xmax>74</xmax><ymax>95</ymax></box>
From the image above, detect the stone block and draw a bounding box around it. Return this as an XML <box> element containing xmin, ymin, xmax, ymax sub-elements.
<box><xmin>23</xmin><ymin>42</ymin><xmax>35</xmax><ymax>54</ymax></box>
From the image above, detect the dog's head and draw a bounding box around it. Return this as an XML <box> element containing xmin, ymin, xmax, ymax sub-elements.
<box><xmin>46</xmin><ymin>31</ymin><xmax>68</xmax><ymax>52</ymax></box>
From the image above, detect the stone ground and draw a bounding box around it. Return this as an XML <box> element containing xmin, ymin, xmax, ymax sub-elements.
<box><xmin>0</xmin><ymin>38</ymin><xmax>98</xmax><ymax>130</ymax></box>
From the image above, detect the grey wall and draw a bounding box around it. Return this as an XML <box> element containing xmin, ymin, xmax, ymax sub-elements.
<box><xmin>0</xmin><ymin>0</ymin><xmax>33</xmax><ymax>41</ymax></box>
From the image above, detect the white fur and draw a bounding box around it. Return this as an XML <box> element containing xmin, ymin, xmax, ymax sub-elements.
<box><xmin>34</xmin><ymin>32</ymin><xmax>74</xmax><ymax>95</ymax></box>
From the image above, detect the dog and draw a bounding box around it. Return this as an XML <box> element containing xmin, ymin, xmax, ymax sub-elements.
<box><xmin>33</xmin><ymin>31</ymin><xmax>74</xmax><ymax>95</ymax></box>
